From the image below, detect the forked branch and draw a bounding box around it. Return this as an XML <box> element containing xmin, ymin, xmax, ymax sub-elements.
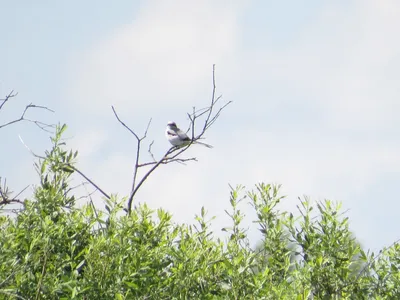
<box><xmin>0</xmin><ymin>90</ymin><xmax>55</xmax><ymax>131</ymax></box>
<box><xmin>0</xmin><ymin>177</ymin><xmax>26</xmax><ymax>208</ymax></box>
<box><xmin>112</xmin><ymin>65</ymin><xmax>231</xmax><ymax>213</ymax></box>
<box><xmin>1</xmin><ymin>91</ymin><xmax>55</xmax><ymax>211</ymax></box>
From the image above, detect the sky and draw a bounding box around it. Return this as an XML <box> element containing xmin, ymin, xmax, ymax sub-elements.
<box><xmin>1</xmin><ymin>0</ymin><xmax>400</xmax><ymax>252</ymax></box>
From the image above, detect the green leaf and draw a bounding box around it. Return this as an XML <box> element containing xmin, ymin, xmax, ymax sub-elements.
<box><xmin>115</xmin><ymin>294</ymin><xmax>124</xmax><ymax>300</ymax></box>
<box><xmin>124</xmin><ymin>281</ymin><xmax>139</xmax><ymax>289</ymax></box>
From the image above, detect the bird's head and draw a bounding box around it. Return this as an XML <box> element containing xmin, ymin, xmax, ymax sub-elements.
<box><xmin>167</xmin><ymin>121</ymin><xmax>177</xmax><ymax>128</ymax></box>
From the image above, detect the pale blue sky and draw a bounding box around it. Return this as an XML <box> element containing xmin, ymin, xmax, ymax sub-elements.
<box><xmin>2</xmin><ymin>1</ymin><xmax>400</xmax><ymax>252</ymax></box>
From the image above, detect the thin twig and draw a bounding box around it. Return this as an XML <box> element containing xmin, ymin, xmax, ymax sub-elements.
<box><xmin>69</xmin><ymin>165</ymin><xmax>111</xmax><ymax>200</ymax></box>
<box><xmin>185</xmin><ymin>65</ymin><xmax>231</xmax><ymax>143</ymax></box>
<box><xmin>127</xmin><ymin>147</ymin><xmax>175</xmax><ymax>212</ymax></box>
<box><xmin>84</xmin><ymin>182</ymin><xmax>104</xmax><ymax>230</ymax></box>
<box><xmin>111</xmin><ymin>106</ymin><xmax>140</xmax><ymax>140</ymax></box>
<box><xmin>19</xmin><ymin>134</ymin><xmax>111</xmax><ymax>202</ymax></box>
<box><xmin>11</xmin><ymin>185</ymin><xmax>29</xmax><ymax>201</ymax></box>
<box><xmin>112</xmin><ymin>106</ymin><xmax>154</xmax><ymax>212</ymax></box>
<box><xmin>0</xmin><ymin>178</ymin><xmax>25</xmax><ymax>207</ymax></box>
<box><xmin>148</xmin><ymin>140</ymin><xmax>156</xmax><ymax>162</ymax></box>
<box><xmin>202</xmin><ymin>64</ymin><xmax>218</xmax><ymax>133</ymax></box>
<box><xmin>0</xmin><ymin>197</ymin><xmax>23</xmax><ymax>206</ymax></box>
<box><xmin>0</xmin><ymin>102</ymin><xmax>54</xmax><ymax>130</ymax></box>
<box><xmin>0</xmin><ymin>90</ymin><xmax>18</xmax><ymax>111</ymax></box>
<box><xmin>64</xmin><ymin>182</ymin><xmax>94</xmax><ymax>201</ymax></box>
<box><xmin>138</xmin><ymin>157</ymin><xmax>197</xmax><ymax>167</ymax></box>
<box><xmin>19</xmin><ymin>135</ymin><xmax>46</xmax><ymax>159</ymax></box>
<box><xmin>205</xmin><ymin>101</ymin><xmax>232</xmax><ymax>131</ymax></box>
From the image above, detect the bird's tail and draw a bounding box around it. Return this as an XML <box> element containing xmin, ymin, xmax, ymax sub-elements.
<box><xmin>194</xmin><ymin>141</ymin><xmax>213</xmax><ymax>148</ymax></box>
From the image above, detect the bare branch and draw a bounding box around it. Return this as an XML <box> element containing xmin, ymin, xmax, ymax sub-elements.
<box><xmin>144</xmin><ymin>117</ymin><xmax>152</xmax><ymax>137</ymax></box>
<box><xmin>204</xmin><ymin>100</ymin><xmax>232</xmax><ymax>131</ymax></box>
<box><xmin>75</xmin><ymin>187</ymin><xmax>97</xmax><ymax>202</ymax></box>
<box><xmin>138</xmin><ymin>157</ymin><xmax>197</xmax><ymax>167</ymax></box>
<box><xmin>129</xmin><ymin>117</ymin><xmax>152</xmax><ymax>190</ymax></box>
<box><xmin>202</xmin><ymin>64</ymin><xmax>218</xmax><ymax>131</ymax></box>
<box><xmin>19</xmin><ymin>135</ymin><xmax>46</xmax><ymax>159</ymax></box>
<box><xmin>191</xmin><ymin>65</ymin><xmax>231</xmax><ymax>141</ymax></box>
<box><xmin>126</xmin><ymin>147</ymin><xmax>175</xmax><ymax>212</ymax></box>
<box><xmin>112</xmin><ymin>106</ymin><xmax>155</xmax><ymax>212</ymax></box>
<box><xmin>11</xmin><ymin>184</ymin><xmax>29</xmax><ymax>201</ymax></box>
<box><xmin>148</xmin><ymin>140</ymin><xmax>156</xmax><ymax>162</ymax></box>
<box><xmin>109</xmin><ymin>65</ymin><xmax>230</xmax><ymax>214</ymax></box>
<box><xmin>1</xmin><ymin>91</ymin><xmax>55</xmax><ymax>212</ymax></box>
<box><xmin>0</xmin><ymin>95</ymin><xmax>55</xmax><ymax>130</ymax></box>
<box><xmin>19</xmin><ymin>133</ymin><xmax>111</xmax><ymax>203</ymax></box>
<box><xmin>0</xmin><ymin>90</ymin><xmax>18</xmax><ymax>111</ymax></box>
<box><xmin>63</xmin><ymin>181</ymin><xmax>91</xmax><ymax>201</ymax></box>
<box><xmin>111</xmin><ymin>106</ymin><xmax>140</xmax><ymax>140</ymax></box>
<box><xmin>0</xmin><ymin>177</ymin><xmax>25</xmax><ymax>208</ymax></box>
<box><xmin>68</xmin><ymin>165</ymin><xmax>111</xmax><ymax>200</ymax></box>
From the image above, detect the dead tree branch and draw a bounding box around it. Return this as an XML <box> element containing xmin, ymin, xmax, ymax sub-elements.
<box><xmin>0</xmin><ymin>177</ymin><xmax>26</xmax><ymax>208</ymax></box>
<box><xmin>126</xmin><ymin>146</ymin><xmax>175</xmax><ymax>211</ymax></box>
<box><xmin>148</xmin><ymin>141</ymin><xmax>157</xmax><ymax>162</ymax></box>
<box><xmin>0</xmin><ymin>91</ymin><xmax>55</xmax><ymax>131</ymax></box>
<box><xmin>69</xmin><ymin>165</ymin><xmax>111</xmax><ymax>200</ymax></box>
<box><xmin>111</xmin><ymin>106</ymin><xmax>152</xmax><ymax>203</ymax></box>
<box><xmin>138</xmin><ymin>157</ymin><xmax>197</xmax><ymax>167</ymax></box>
<box><xmin>0</xmin><ymin>90</ymin><xmax>18</xmax><ymax>111</ymax></box>
<box><xmin>18</xmin><ymin>135</ymin><xmax>111</xmax><ymax>201</ymax></box>
<box><xmin>0</xmin><ymin>90</ymin><xmax>55</xmax><ymax>211</ymax></box>
<box><xmin>112</xmin><ymin>65</ymin><xmax>231</xmax><ymax>214</ymax></box>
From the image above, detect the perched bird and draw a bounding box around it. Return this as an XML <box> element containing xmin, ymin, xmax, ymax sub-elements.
<box><xmin>165</xmin><ymin>121</ymin><xmax>213</xmax><ymax>148</ymax></box>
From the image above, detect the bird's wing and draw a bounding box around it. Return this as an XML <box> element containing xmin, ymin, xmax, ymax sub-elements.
<box><xmin>166</xmin><ymin>129</ymin><xmax>178</xmax><ymax>137</ymax></box>
<box><xmin>176</xmin><ymin>128</ymin><xmax>191</xmax><ymax>141</ymax></box>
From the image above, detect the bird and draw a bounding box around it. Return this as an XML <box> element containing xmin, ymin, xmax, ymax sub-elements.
<box><xmin>165</xmin><ymin>121</ymin><xmax>213</xmax><ymax>148</ymax></box>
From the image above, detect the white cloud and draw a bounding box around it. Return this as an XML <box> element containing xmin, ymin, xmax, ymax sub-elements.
<box><xmin>67</xmin><ymin>0</ymin><xmax>243</xmax><ymax>119</ymax></box>
<box><xmin>246</xmin><ymin>1</ymin><xmax>400</xmax><ymax>131</ymax></box>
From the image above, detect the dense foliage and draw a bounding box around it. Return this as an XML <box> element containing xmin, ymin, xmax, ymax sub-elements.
<box><xmin>1</xmin><ymin>125</ymin><xmax>399</xmax><ymax>299</ymax></box>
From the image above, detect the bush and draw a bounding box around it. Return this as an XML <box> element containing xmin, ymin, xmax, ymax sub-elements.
<box><xmin>1</xmin><ymin>126</ymin><xmax>399</xmax><ymax>299</ymax></box>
